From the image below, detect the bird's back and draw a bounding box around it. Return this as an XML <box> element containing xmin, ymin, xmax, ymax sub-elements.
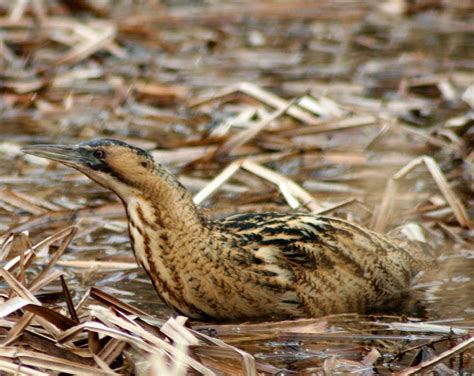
<box><xmin>216</xmin><ymin>212</ymin><xmax>436</xmax><ymax>317</ymax></box>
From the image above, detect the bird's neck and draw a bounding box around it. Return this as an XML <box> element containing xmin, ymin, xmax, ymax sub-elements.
<box><xmin>121</xmin><ymin>168</ymin><xmax>209</xmax><ymax>317</ymax></box>
<box><xmin>121</xmin><ymin>167</ymin><xmax>203</xmax><ymax>231</ymax></box>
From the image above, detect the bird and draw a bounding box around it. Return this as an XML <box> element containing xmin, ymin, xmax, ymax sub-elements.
<box><xmin>22</xmin><ymin>139</ymin><xmax>436</xmax><ymax>320</ymax></box>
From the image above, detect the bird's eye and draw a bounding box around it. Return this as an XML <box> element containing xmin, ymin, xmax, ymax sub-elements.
<box><xmin>93</xmin><ymin>150</ymin><xmax>105</xmax><ymax>159</ymax></box>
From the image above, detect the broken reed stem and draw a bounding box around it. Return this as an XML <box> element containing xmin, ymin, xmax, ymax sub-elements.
<box><xmin>242</xmin><ymin>160</ymin><xmax>323</xmax><ymax>211</ymax></box>
<box><xmin>54</xmin><ymin>22</ymin><xmax>118</xmax><ymax>66</ymax></box>
<box><xmin>190</xmin><ymin>82</ymin><xmax>320</xmax><ymax>125</ymax></box>
<box><xmin>371</xmin><ymin>178</ymin><xmax>398</xmax><ymax>232</ymax></box>
<box><xmin>395</xmin><ymin>337</ymin><xmax>474</xmax><ymax>375</ymax></box>
<box><xmin>422</xmin><ymin>156</ymin><xmax>470</xmax><ymax>227</ymax></box>
<box><xmin>193</xmin><ymin>159</ymin><xmax>322</xmax><ymax>212</ymax></box>
<box><xmin>61</xmin><ymin>275</ymin><xmax>79</xmax><ymax>323</ymax></box>
<box><xmin>213</xmin><ymin>97</ymin><xmax>298</xmax><ymax>159</ymax></box>
<box><xmin>0</xmin><ymin>268</ymin><xmax>62</xmax><ymax>339</ymax></box>
<box><xmin>193</xmin><ymin>161</ymin><xmax>243</xmax><ymax>204</ymax></box>
<box><xmin>27</xmin><ymin>226</ymin><xmax>77</xmax><ymax>291</ymax></box>
<box><xmin>1</xmin><ymin>311</ymin><xmax>35</xmax><ymax>346</ymax></box>
<box><xmin>372</xmin><ymin>156</ymin><xmax>471</xmax><ymax>232</ymax></box>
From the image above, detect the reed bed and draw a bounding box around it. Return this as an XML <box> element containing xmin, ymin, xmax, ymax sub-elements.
<box><xmin>0</xmin><ymin>0</ymin><xmax>473</xmax><ymax>374</ymax></box>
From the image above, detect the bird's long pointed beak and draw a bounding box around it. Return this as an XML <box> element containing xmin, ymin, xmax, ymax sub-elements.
<box><xmin>21</xmin><ymin>144</ymin><xmax>88</xmax><ymax>165</ymax></box>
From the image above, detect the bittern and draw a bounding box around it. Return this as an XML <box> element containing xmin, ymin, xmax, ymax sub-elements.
<box><xmin>22</xmin><ymin>139</ymin><xmax>436</xmax><ymax>320</ymax></box>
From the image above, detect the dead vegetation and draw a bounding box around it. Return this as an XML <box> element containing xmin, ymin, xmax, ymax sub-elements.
<box><xmin>0</xmin><ymin>0</ymin><xmax>473</xmax><ymax>374</ymax></box>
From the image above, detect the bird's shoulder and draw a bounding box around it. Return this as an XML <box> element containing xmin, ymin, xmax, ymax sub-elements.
<box><xmin>218</xmin><ymin>211</ymin><xmax>364</xmax><ymax>242</ymax></box>
<box><xmin>214</xmin><ymin>211</ymin><xmax>435</xmax><ymax>274</ymax></box>
<box><xmin>215</xmin><ymin>212</ymin><xmax>374</xmax><ymax>267</ymax></box>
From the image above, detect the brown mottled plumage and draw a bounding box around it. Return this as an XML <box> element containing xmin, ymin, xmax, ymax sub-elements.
<box><xmin>22</xmin><ymin>139</ymin><xmax>436</xmax><ymax>320</ymax></box>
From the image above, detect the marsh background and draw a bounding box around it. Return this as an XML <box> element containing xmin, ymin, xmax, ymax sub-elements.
<box><xmin>0</xmin><ymin>0</ymin><xmax>472</xmax><ymax>374</ymax></box>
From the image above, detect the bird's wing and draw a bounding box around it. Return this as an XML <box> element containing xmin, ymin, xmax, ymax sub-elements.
<box><xmin>219</xmin><ymin>212</ymin><xmax>430</xmax><ymax>276</ymax></box>
<box><xmin>218</xmin><ymin>212</ymin><xmax>436</xmax><ymax>316</ymax></box>
<box><xmin>219</xmin><ymin>212</ymin><xmax>354</xmax><ymax>266</ymax></box>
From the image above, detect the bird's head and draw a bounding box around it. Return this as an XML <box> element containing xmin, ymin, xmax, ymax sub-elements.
<box><xmin>22</xmin><ymin>139</ymin><xmax>157</xmax><ymax>200</ymax></box>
